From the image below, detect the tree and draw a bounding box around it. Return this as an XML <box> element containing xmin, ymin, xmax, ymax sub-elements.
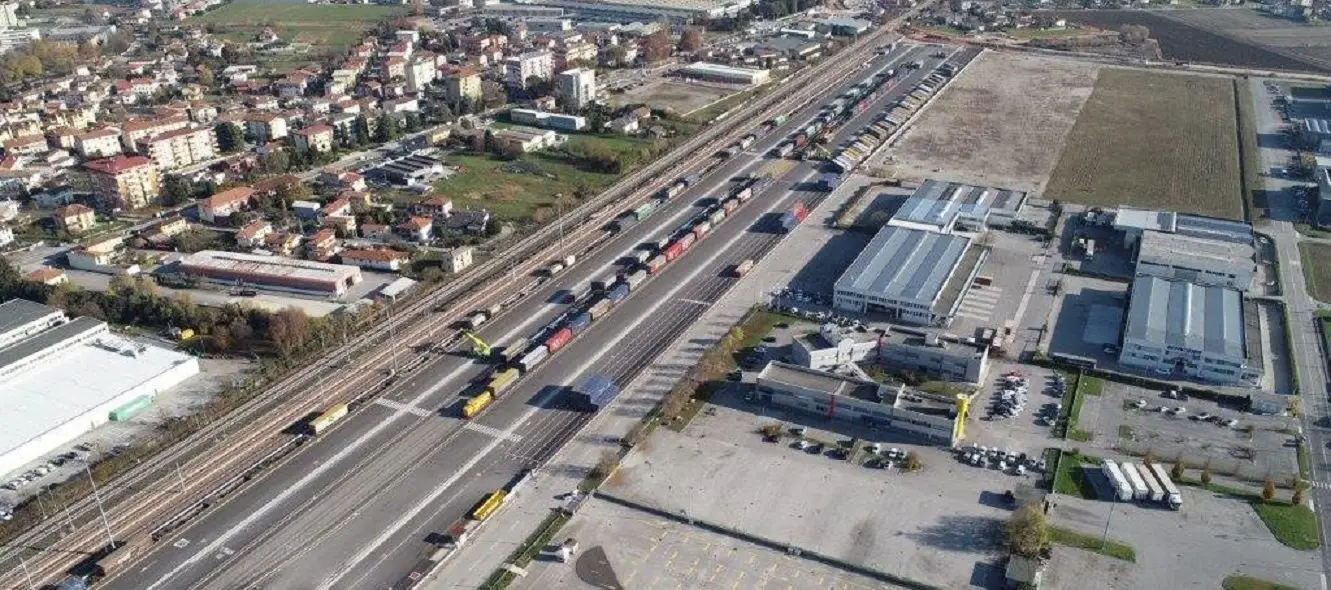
<box><xmin>641</xmin><ymin>28</ymin><xmax>672</xmax><ymax>63</ymax></box>
<box><xmin>1261</xmin><ymin>478</ymin><xmax>1276</xmax><ymax>502</ymax></box>
<box><xmin>375</xmin><ymin>115</ymin><xmax>400</xmax><ymax>142</ymax></box>
<box><xmin>354</xmin><ymin>114</ymin><xmax>371</xmax><ymax>146</ymax></box>
<box><xmin>1200</xmin><ymin>465</ymin><xmax>1212</xmax><ymax>486</ymax></box>
<box><xmin>1171</xmin><ymin>460</ymin><xmax>1185</xmax><ymax>481</ymax></box>
<box><xmin>197</xmin><ymin>64</ymin><xmax>216</xmax><ymax>88</ymax></box>
<box><xmin>757</xmin><ymin>422</ymin><xmax>783</xmax><ymax>438</ymax></box>
<box><xmin>1119</xmin><ymin>24</ymin><xmax>1150</xmax><ymax>45</ymax></box>
<box><xmin>75</xmin><ymin>300</ymin><xmax>105</xmax><ymax>321</ymax></box>
<box><xmin>592</xmin><ymin>449</ymin><xmax>620</xmax><ymax>479</ymax></box>
<box><xmin>480</xmin><ymin>80</ymin><xmax>507</xmax><ymax>109</ymax></box>
<box><xmin>1142</xmin><ymin>450</ymin><xmax>1155</xmax><ymax>467</ymax></box>
<box><xmin>216</xmin><ymin>122</ymin><xmax>244</xmax><ymax>153</ymax></box>
<box><xmin>174</xmin><ymin>228</ymin><xmax>221</xmax><ymax>253</ymax></box>
<box><xmin>679</xmin><ymin>26</ymin><xmax>704</xmax><ymax>52</ymax></box>
<box><xmin>903</xmin><ymin>451</ymin><xmax>923</xmax><ymax>472</ymax></box>
<box><xmin>262</xmin><ymin>151</ymin><xmax>290</xmax><ymax>174</ymax></box>
<box><xmin>162</xmin><ymin>175</ymin><xmax>194</xmax><ymax>207</ymax></box>
<box><xmin>404</xmin><ymin>112</ymin><xmax>422</xmax><ymax>133</ymax></box>
<box><xmin>1293</xmin><ymin>482</ymin><xmax>1307</xmax><ymax>505</ymax></box>
<box><xmin>267</xmin><ymin>307</ymin><xmax>311</xmax><ymax>358</ymax></box>
<box><xmin>1002</xmin><ymin>504</ymin><xmax>1049</xmax><ymax>558</ymax></box>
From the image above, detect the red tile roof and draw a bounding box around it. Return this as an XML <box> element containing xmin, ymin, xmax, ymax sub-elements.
<box><xmin>199</xmin><ymin>186</ymin><xmax>256</xmax><ymax>210</ymax></box>
<box><xmin>84</xmin><ymin>155</ymin><xmax>152</xmax><ymax>175</ymax></box>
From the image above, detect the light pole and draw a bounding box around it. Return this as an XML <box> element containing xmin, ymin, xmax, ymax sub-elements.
<box><xmin>17</xmin><ymin>554</ymin><xmax>35</xmax><ymax>590</ymax></box>
<box><xmin>83</xmin><ymin>462</ymin><xmax>115</xmax><ymax>550</ymax></box>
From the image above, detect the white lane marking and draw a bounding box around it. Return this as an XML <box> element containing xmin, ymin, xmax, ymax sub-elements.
<box><xmin>374</xmin><ymin>398</ymin><xmax>432</xmax><ymax>417</ymax></box>
<box><xmin>318</xmin><ymin>168</ymin><xmax>822</xmax><ymax>590</ymax></box>
<box><xmin>464</xmin><ymin>422</ymin><xmax>525</xmax><ymax>443</ymax></box>
<box><xmin>678</xmin><ymin>298</ymin><xmax>711</xmax><ymax>306</ymax></box>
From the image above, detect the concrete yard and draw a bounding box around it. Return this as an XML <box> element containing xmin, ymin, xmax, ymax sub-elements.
<box><xmin>603</xmin><ymin>386</ymin><xmax>1039</xmax><ymax>589</ymax></box>
<box><xmin>607</xmin><ymin>79</ymin><xmax>739</xmax><ymax>116</ymax></box>
<box><xmin>515</xmin><ymin>497</ymin><xmax>900</xmax><ymax>590</ymax></box>
<box><xmin>881</xmin><ymin>52</ymin><xmax>1100</xmax><ymax>192</ymax></box>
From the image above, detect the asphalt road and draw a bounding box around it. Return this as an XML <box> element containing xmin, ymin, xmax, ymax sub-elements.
<box><xmin>103</xmin><ymin>44</ymin><xmax>952</xmax><ymax>590</ymax></box>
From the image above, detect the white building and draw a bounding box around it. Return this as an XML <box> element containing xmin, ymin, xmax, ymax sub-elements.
<box><xmin>556</xmin><ymin>67</ymin><xmax>596</xmax><ymax>109</ymax></box>
<box><xmin>1118</xmin><ymin>276</ymin><xmax>1264</xmax><ymax>386</ymax></box>
<box><xmin>505</xmin><ymin>50</ymin><xmax>555</xmax><ymax>88</ymax></box>
<box><xmin>790</xmin><ymin>324</ymin><xmax>988</xmax><ymax>384</ymax></box>
<box><xmin>1114</xmin><ymin>208</ymin><xmax>1257</xmax><ymax>292</ymax></box>
<box><xmin>678</xmin><ymin>61</ymin><xmax>770</xmax><ymax>85</ymax></box>
<box><xmin>832</xmin><ymin>225</ymin><xmax>984</xmax><ymax>327</ymax></box>
<box><xmin>0</xmin><ymin>299</ymin><xmax>200</xmax><ymax>478</ymax></box>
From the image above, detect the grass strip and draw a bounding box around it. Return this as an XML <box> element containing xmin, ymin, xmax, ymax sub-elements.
<box><xmin>1048</xmin><ymin>526</ymin><xmax>1136</xmax><ymax>562</ymax></box>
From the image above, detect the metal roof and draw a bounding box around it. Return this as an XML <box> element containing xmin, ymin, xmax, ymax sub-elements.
<box><xmin>1138</xmin><ymin>231</ymin><xmax>1254</xmax><ymax>269</ymax></box>
<box><xmin>1114</xmin><ymin>207</ymin><xmax>1177</xmax><ymax>233</ymax></box>
<box><xmin>1125</xmin><ymin>276</ymin><xmax>1244</xmax><ymax>358</ymax></box>
<box><xmin>1305</xmin><ymin>118</ymin><xmax>1331</xmax><ymax>136</ymax></box>
<box><xmin>0</xmin><ymin>316</ymin><xmax>104</xmax><ymax>376</ymax></box>
<box><xmin>1174</xmin><ymin>214</ymin><xmax>1253</xmax><ymax>245</ymax></box>
<box><xmin>835</xmin><ymin>226</ymin><xmax>970</xmax><ymax>307</ymax></box>
<box><xmin>0</xmin><ymin>299</ymin><xmax>62</xmax><ymax>340</ymax></box>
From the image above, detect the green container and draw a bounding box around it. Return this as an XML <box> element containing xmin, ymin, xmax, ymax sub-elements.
<box><xmin>109</xmin><ymin>395</ymin><xmax>152</xmax><ymax>422</ymax></box>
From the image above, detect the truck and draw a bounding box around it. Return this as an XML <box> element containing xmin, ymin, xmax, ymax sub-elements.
<box><xmin>1140</xmin><ymin>462</ymin><xmax>1165</xmax><ymax>502</ymax></box>
<box><xmin>733</xmin><ymin>259</ymin><xmax>755</xmax><ymax>277</ymax></box>
<box><xmin>1102</xmin><ymin>459</ymin><xmax>1133</xmax><ymax>502</ymax></box>
<box><xmin>545</xmin><ymin>327</ymin><xmax>574</xmax><ymax>353</ymax></box>
<box><xmin>310</xmin><ymin>403</ymin><xmax>349</xmax><ymax>435</ymax></box>
<box><xmin>463</xmin><ymin>392</ymin><xmax>493</xmax><ymax>418</ymax></box>
<box><xmin>1121</xmin><ymin>462</ymin><xmax>1149</xmax><ymax>501</ymax></box>
<box><xmin>1147</xmin><ymin>462</ymin><xmax>1183</xmax><ymax>509</ymax></box>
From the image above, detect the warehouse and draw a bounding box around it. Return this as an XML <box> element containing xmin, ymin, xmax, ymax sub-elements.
<box><xmin>753</xmin><ymin>362</ymin><xmax>961</xmax><ymax>445</ymax></box>
<box><xmin>1113</xmin><ymin>207</ymin><xmax>1256</xmax><ymax>291</ymax></box>
<box><xmin>529</xmin><ymin>0</ymin><xmax>750</xmax><ymax>22</ymax></box>
<box><xmin>1118</xmin><ymin>276</ymin><xmax>1264</xmax><ymax>386</ymax></box>
<box><xmin>887</xmin><ymin>179</ymin><xmax>1028</xmax><ymax>233</ymax></box>
<box><xmin>833</xmin><ymin>225</ymin><xmax>985</xmax><ymax>327</ymax></box>
<box><xmin>0</xmin><ymin>299</ymin><xmax>199</xmax><ymax>478</ymax></box>
<box><xmin>178</xmin><ymin>250</ymin><xmax>363</xmax><ymax>296</ymax></box>
<box><xmin>677</xmin><ymin>62</ymin><xmax>771</xmax><ymax>85</ymax></box>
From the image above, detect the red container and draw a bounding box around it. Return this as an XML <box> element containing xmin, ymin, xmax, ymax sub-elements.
<box><xmin>678</xmin><ymin>233</ymin><xmax>697</xmax><ymax>250</ymax></box>
<box><xmin>646</xmin><ymin>256</ymin><xmax>665</xmax><ymax>274</ymax></box>
<box><xmin>792</xmin><ymin>202</ymin><xmax>809</xmax><ymax>222</ymax></box>
<box><xmin>544</xmin><ymin>327</ymin><xmax>574</xmax><ymax>353</ymax></box>
<box><xmin>662</xmin><ymin>242</ymin><xmax>684</xmax><ymax>262</ymax></box>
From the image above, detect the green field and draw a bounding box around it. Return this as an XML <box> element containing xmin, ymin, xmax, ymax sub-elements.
<box><xmin>190</xmin><ymin>0</ymin><xmax>405</xmax><ymax>51</ymax></box>
<box><xmin>1044</xmin><ymin>70</ymin><xmax>1244</xmax><ymax>220</ymax></box>
<box><xmin>1251</xmin><ymin>501</ymin><xmax>1320</xmax><ymax>550</ymax></box>
<box><xmin>1223</xmin><ymin>574</ymin><xmax>1299</xmax><ymax>590</ymax></box>
<box><xmin>433</xmin><ymin>152</ymin><xmax>619</xmax><ymax>224</ymax></box>
<box><xmin>1300</xmin><ymin>242</ymin><xmax>1331</xmax><ymax>303</ymax></box>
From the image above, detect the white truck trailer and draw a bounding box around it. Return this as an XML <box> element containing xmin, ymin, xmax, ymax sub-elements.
<box><xmin>1102</xmin><ymin>459</ymin><xmax>1133</xmax><ymax>502</ymax></box>
<box><xmin>1120</xmin><ymin>462</ymin><xmax>1150</xmax><ymax>501</ymax></box>
<box><xmin>1147</xmin><ymin>462</ymin><xmax>1184</xmax><ymax>510</ymax></box>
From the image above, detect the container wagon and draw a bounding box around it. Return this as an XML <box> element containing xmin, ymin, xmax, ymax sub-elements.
<box><xmin>629</xmin><ymin>248</ymin><xmax>651</xmax><ymax>264</ymax></box>
<box><xmin>644</xmin><ymin>255</ymin><xmax>666</xmax><ymax>275</ymax></box>
<box><xmin>778</xmin><ymin>142</ymin><xmax>795</xmax><ymax>158</ymax></box>
<box><xmin>1121</xmin><ymin>462</ymin><xmax>1149</xmax><ymax>501</ymax></box>
<box><xmin>497</xmin><ymin>337</ymin><xmax>528</xmax><ymax>365</ymax></box>
<box><xmin>677</xmin><ymin>232</ymin><xmax>697</xmax><ymax>250</ymax></box>
<box><xmin>662</xmin><ymin>241</ymin><xmax>685</xmax><ymax>262</ymax></box>
<box><xmin>310</xmin><ymin>403</ymin><xmax>349</xmax><ymax>435</ymax></box>
<box><xmin>779</xmin><ymin>202</ymin><xmax>808</xmax><ymax>232</ymax></box>
<box><xmin>1147</xmin><ymin>463</ymin><xmax>1184</xmax><ymax>509</ymax></box>
<box><xmin>623</xmin><ymin>269</ymin><xmax>647</xmax><ymax>290</ymax></box>
<box><xmin>634</xmin><ymin>201</ymin><xmax>658</xmax><ymax>221</ymax></box>
<box><xmin>683</xmin><ymin>173</ymin><xmax>701</xmax><ymax>186</ymax></box>
<box><xmin>516</xmin><ymin>345</ymin><xmax>549</xmax><ymax>373</ymax></box>
<box><xmin>606</xmin><ymin>282</ymin><xmax>630</xmax><ymax>302</ymax></box>
<box><xmin>722</xmin><ymin>197</ymin><xmax>739</xmax><ymax>214</ymax></box>
<box><xmin>486</xmin><ymin>368</ymin><xmax>520</xmax><ymax>397</ymax></box>
<box><xmin>587</xmin><ymin>297</ymin><xmax>613</xmax><ymax>321</ymax></box>
<box><xmin>567</xmin><ymin>312</ymin><xmax>592</xmax><ymax>335</ymax></box>
<box><xmin>471</xmin><ymin>490</ymin><xmax>507</xmax><ymax>521</ymax></box>
<box><xmin>1102</xmin><ymin>459</ymin><xmax>1133</xmax><ymax>502</ymax></box>
<box><xmin>463</xmin><ymin>392</ymin><xmax>492</xmax><ymax>418</ymax></box>
<box><xmin>693</xmin><ymin>219</ymin><xmax>713</xmax><ymax>239</ymax></box>
<box><xmin>545</xmin><ymin>327</ymin><xmax>574</xmax><ymax>353</ymax></box>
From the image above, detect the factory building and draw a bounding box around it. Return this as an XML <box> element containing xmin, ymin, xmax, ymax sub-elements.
<box><xmin>1118</xmin><ymin>276</ymin><xmax>1264</xmax><ymax>386</ymax></box>
<box><xmin>887</xmin><ymin>179</ymin><xmax>1028</xmax><ymax>233</ymax></box>
<box><xmin>677</xmin><ymin>62</ymin><xmax>770</xmax><ymax>85</ymax></box>
<box><xmin>790</xmin><ymin>323</ymin><xmax>989</xmax><ymax>385</ymax></box>
<box><xmin>528</xmin><ymin>0</ymin><xmax>751</xmax><ymax>22</ymax></box>
<box><xmin>833</xmin><ymin>225</ymin><xmax>985</xmax><ymax>327</ymax></box>
<box><xmin>754</xmin><ymin>362</ymin><xmax>962</xmax><ymax>445</ymax></box>
<box><xmin>0</xmin><ymin>299</ymin><xmax>200</xmax><ymax>478</ymax></box>
<box><xmin>1113</xmin><ymin>208</ymin><xmax>1256</xmax><ymax>291</ymax></box>
<box><xmin>178</xmin><ymin>250</ymin><xmax>363</xmax><ymax>296</ymax></box>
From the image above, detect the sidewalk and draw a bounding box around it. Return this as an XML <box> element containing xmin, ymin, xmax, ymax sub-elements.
<box><xmin>422</xmin><ymin>174</ymin><xmax>869</xmax><ymax>590</ymax></box>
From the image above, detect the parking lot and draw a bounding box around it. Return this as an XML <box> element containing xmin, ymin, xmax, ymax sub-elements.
<box><xmin>1076</xmin><ymin>380</ymin><xmax>1300</xmax><ymax>485</ymax></box>
<box><xmin>516</xmin><ymin>498</ymin><xmax>900</xmax><ymax>590</ymax></box>
<box><xmin>602</xmin><ymin>385</ymin><xmax>1043</xmax><ymax>589</ymax></box>
<box><xmin>963</xmin><ymin>363</ymin><xmax>1065</xmax><ymax>457</ymax></box>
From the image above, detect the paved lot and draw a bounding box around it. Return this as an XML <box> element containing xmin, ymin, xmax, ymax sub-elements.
<box><xmin>1046</xmin><ymin>273</ymin><xmax>1129</xmax><ymax>362</ymax></box>
<box><xmin>1078</xmin><ymin>380</ymin><xmax>1300</xmax><ymax>484</ymax></box>
<box><xmin>603</xmin><ymin>385</ymin><xmax>1037</xmax><ymax>589</ymax></box>
<box><xmin>964</xmin><ymin>362</ymin><xmax>1064</xmax><ymax>456</ymax></box>
<box><xmin>516</xmin><ymin>498</ymin><xmax>902</xmax><ymax>590</ymax></box>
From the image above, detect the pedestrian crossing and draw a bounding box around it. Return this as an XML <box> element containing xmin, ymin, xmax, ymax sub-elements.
<box><xmin>955</xmin><ymin>285</ymin><xmax>1002</xmax><ymax>322</ymax></box>
<box><xmin>374</xmin><ymin>398</ymin><xmax>432</xmax><ymax>417</ymax></box>
<box><xmin>465</xmin><ymin>421</ymin><xmax>525</xmax><ymax>443</ymax></box>
<box><xmin>1310</xmin><ymin>480</ymin><xmax>1331</xmax><ymax>491</ymax></box>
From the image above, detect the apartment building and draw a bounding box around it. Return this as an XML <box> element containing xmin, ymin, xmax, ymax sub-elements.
<box><xmin>141</xmin><ymin>126</ymin><xmax>217</xmax><ymax>171</ymax></box>
<box><xmin>556</xmin><ymin>67</ymin><xmax>596</xmax><ymax>109</ymax></box>
<box><xmin>293</xmin><ymin>124</ymin><xmax>335</xmax><ymax>154</ymax></box>
<box><xmin>505</xmin><ymin>51</ymin><xmax>554</xmax><ymax>88</ymax></box>
<box><xmin>84</xmin><ymin>155</ymin><xmax>159</xmax><ymax>210</ymax></box>
<box><xmin>73</xmin><ymin>129</ymin><xmax>122</xmax><ymax>159</ymax></box>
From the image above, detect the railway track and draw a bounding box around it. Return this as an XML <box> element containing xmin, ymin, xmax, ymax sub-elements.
<box><xmin>0</xmin><ymin>26</ymin><xmax>896</xmax><ymax>589</ymax></box>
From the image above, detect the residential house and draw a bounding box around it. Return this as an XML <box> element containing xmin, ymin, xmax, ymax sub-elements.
<box><xmin>53</xmin><ymin>203</ymin><xmax>96</xmax><ymax>232</ymax></box>
<box><xmin>236</xmin><ymin>220</ymin><xmax>273</xmax><ymax>248</ymax></box>
<box><xmin>85</xmin><ymin>155</ymin><xmax>160</xmax><ymax>209</ymax></box>
<box><xmin>341</xmin><ymin>248</ymin><xmax>409</xmax><ymax>271</ymax></box>
<box><xmin>139</xmin><ymin>215</ymin><xmax>189</xmax><ymax>246</ymax></box>
<box><xmin>382</xmin><ymin>56</ymin><xmax>407</xmax><ymax>81</ymax></box>
<box><xmin>263</xmin><ymin>231</ymin><xmax>302</xmax><ymax>256</ymax></box>
<box><xmin>197</xmin><ymin>186</ymin><xmax>255</xmax><ymax>223</ymax></box>
<box><xmin>306</xmin><ymin>227</ymin><xmax>338</xmax><ymax>258</ymax></box>
<box><xmin>505</xmin><ymin>51</ymin><xmax>554</xmax><ymax>88</ymax></box>
<box><xmin>121</xmin><ymin>116</ymin><xmax>190</xmax><ymax>152</ymax></box>
<box><xmin>246</xmin><ymin>113</ymin><xmax>289</xmax><ymax>142</ymax></box>
<box><xmin>444</xmin><ymin>68</ymin><xmax>482</xmax><ymax>103</ymax></box>
<box><xmin>293</xmin><ymin>124</ymin><xmax>335</xmax><ymax>154</ymax></box>
<box><xmin>361</xmin><ymin>223</ymin><xmax>393</xmax><ymax>241</ymax></box>
<box><xmin>413</xmin><ymin>196</ymin><xmax>453</xmax><ymax>217</ymax></box>
<box><xmin>397</xmin><ymin>216</ymin><xmax>433</xmax><ymax>242</ymax></box>
<box><xmin>442</xmin><ymin>246</ymin><xmax>474</xmax><ymax>273</ymax></box>
<box><xmin>25</xmin><ymin>267</ymin><xmax>67</xmax><ymax>285</ymax></box>
<box><xmin>4</xmin><ymin>134</ymin><xmax>47</xmax><ymax>156</ymax></box>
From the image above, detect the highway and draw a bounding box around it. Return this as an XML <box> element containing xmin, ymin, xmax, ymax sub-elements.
<box><xmin>99</xmin><ymin>44</ymin><xmax>956</xmax><ymax>590</ymax></box>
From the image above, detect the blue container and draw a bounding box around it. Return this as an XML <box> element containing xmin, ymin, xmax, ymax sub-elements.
<box><xmin>607</xmin><ymin>283</ymin><xmax>630</xmax><ymax>302</ymax></box>
<box><xmin>567</xmin><ymin>312</ymin><xmax>592</xmax><ymax>334</ymax></box>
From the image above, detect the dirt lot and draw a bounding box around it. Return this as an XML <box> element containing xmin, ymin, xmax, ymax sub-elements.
<box><xmin>1164</xmin><ymin>8</ymin><xmax>1331</xmax><ymax>73</ymax></box>
<box><xmin>884</xmin><ymin>52</ymin><xmax>1099</xmax><ymax>192</ymax></box>
<box><xmin>607</xmin><ymin>80</ymin><xmax>736</xmax><ymax>116</ymax></box>
<box><xmin>1043</xmin><ymin>69</ymin><xmax>1245</xmax><ymax>219</ymax></box>
<box><xmin>1047</xmin><ymin>9</ymin><xmax>1327</xmax><ymax>73</ymax></box>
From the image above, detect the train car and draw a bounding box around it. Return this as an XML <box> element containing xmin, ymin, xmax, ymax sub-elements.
<box><xmin>567</xmin><ymin>312</ymin><xmax>592</xmax><ymax>335</ymax></box>
<box><xmin>693</xmin><ymin>219</ymin><xmax>713</xmax><ymax>240</ymax></box>
<box><xmin>463</xmin><ymin>392</ymin><xmax>493</xmax><ymax>419</ymax></box>
<box><xmin>545</xmin><ymin>327</ymin><xmax>574</xmax><ymax>353</ymax></box>
<box><xmin>497</xmin><ymin>337</ymin><xmax>529</xmax><ymax>365</ymax></box>
<box><xmin>623</xmin><ymin>269</ymin><xmax>648</xmax><ymax>290</ymax></box>
<box><xmin>708</xmin><ymin>208</ymin><xmax>726</xmax><ymax>225</ymax></box>
<box><xmin>644</xmin><ymin>255</ymin><xmax>666</xmax><ymax>275</ymax></box>
<box><xmin>607</xmin><ymin>282</ymin><xmax>630</xmax><ymax>302</ymax></box>
<box><xmin>661</xmin><ymin>241</ymin><xmax>685</xmax><ymax>262</ymax></box>
<box><xmin>633</xmin><ymin>201</ymin><xmax>658</xmax><ymax>221</ymax></box>
<box><xmin>470</xmin><ymin>490</ymin><xmax>507</xmax><ymax>521</ymax></box>
<box><xmin>678</xmin><ymin>232</ymin><xmax>697</xmax><ymax>250</ymax></box>
<box><xmin>516</xmin><ymin>345</ymin><xmax>550</xmax><ymax>373</ymax></box>
<box><xmin>309</xmin><ymin>403</ymin><xmax>349</xmax><ymax>435</ymax></box>
<box><xmin>587</xmin><ymin>297</ymin><xmax>613</xmax><ymax>321</ymax></box>
<box><xmin>629</xmin><ymin>248</ymin><xmax>651</xmax><ymax>264</ymax></box>
<box><xmin>486</xmin><ymin>368</ymin><xmax>520</xmax><ymax>398</ymax></box>
<box><xmin>722</xmin><ymin>197</ymin><xmax>739</xmax><ymax>214</ymax></box>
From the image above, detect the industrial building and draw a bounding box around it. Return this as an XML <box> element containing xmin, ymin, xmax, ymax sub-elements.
<box><xmin>178</xmin><ymin>250</ymin><xmax>364</xmax><ymax>296</ymax></box>
<box><xmin>887</xmin><ymin>179</ymin><xmax>1028</xmax><ymax>233</ymax></box>
<box><xmin>790</xmin><ymin>323</ymin><xmax>989</xmax><ymax>384</ymax></box>
<box><xmin>528</xmin><ymin>0</ymin><xmax>751</xmax><ymax>22</ymax></box>
<box><xmin>509</xmin><ymin>108</ymin><xmax>588</xmax><ymax>131</ymax></box>
<box><xmin>832</xmin><ymin>225</ymin><xmax>985</xmax><ymax>327</ymax></box>
<box><xmin>753</xmin><ymin>362</ymin><xmax>962</xmax><ymax>445</ymax></box>
<box><xmin>366</xmin><ymin>154</ymin><xmax>448</xmax><ymax>187</ymax></box>
<box><xmin>1118</xmin><ymin>275</ymin><xmax>1264</xmax><ymax>386</ymax></box>
<box><xmin>1113</xmin><ymin>208</ymin><xmax>1256</xmax><ymax>291</ymax></box>
<box><xmin>677</xmin><ymin>62</ymin><xmax>770</xmax><ymax>85</ymax></box>
<box><xmin>0</xmin><ymin>299</ymin><xmax>200</xmax><ymax>478</ymax></box>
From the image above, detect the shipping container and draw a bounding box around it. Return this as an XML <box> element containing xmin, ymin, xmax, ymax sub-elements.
<box><xmin>545</xmin><ymin>327</ymin><xmax>574</xmax><ymax>353</ymax></box>
<box><xmin>463</xmin><ymin>392</ymin><xmax>492</xmax><ymax>418</ymax></box>
<box><xmin>778</xmin><ymin>142</ymin><xmax>795</xmax><ymax>158</ymax></box>
<box><xmin>587</xmin><ymin>297</ymin><xmax>613</xmax><ymax>321</ymax></box>
<box><xmin>733</xmin><ymin>258</ymin><xmax>755</xmax><ymax>277</ymax></box>
<box><xmin>630</xmin><ymin>248</ymin><xmax>651</xmax><ymax>264</ymax></box>
<box><xmin>683</xmin><ymin>173</ymin><xmax>701</xmax><ymax>186</ymax></box>
<box><xmin>634</xmin><ymin>201</ymin><xmax>658</xmax><ymax>221</ymax></box>
<box><xmin>498</xmin><ymin>337</ymin><xmax>528</xmax><ymax>365</ymax></box>
<box><xmin>693</xmin><ymin>219</ymin><xmax>713</xmax><ymax>239</ymax></box>
<box><xmin>772</xmin><ymin>114</ymin><xmax>788</xmax><ymax>126</ymax></box>
<box><xmin>623</xmin><ymin>269</ymin><xmax>648</xmax><ymax>290</ymax></box>
<box><xmin>486</xmin><ymin>368</ymin><xmax>521</xmax><ymax>398</ymax></box>
<box><xmin>662</xmin><ymin>241</ymin><xmax>685</xmax><ymax>262</ymax></box>
<box><xmin>546</xmin><ymin>262</ymin><xmax>565</xmax><ymax>276</ymax></box>
<box><xmin>678</xmin><ymin>232</ymin><xmax>697</xmax><ymax>250</ymax></box>
<box><xmin>607</xmin><ymin>282</ymin><xmax>630</xmax><ymax>303</ymax></box>
<box><xmin>571</xmin><ymin>374</ymin><xmax>620</xmax><ymax>411</ymax></box>
<box><xmin>108</xmin><ymin>395</ymin><xmax>152</xmax><ymax>422</ymax></box>
<box><xmin>722</xmin><ymin>197</ymin><xmax>739</xmax><ymax>214</ymax></box>
<box><xmin>734</xmin><ymin>186</ymin><xmax>753</xmax><ymax>202</ymax></box>
<box><xmin>567</xmin><ymin>312</ymin><xmax>592</xmax><ymax>335</ymax></box>
<box><xmin>644</xmin><ymin>255</ymin><xmax>665</xmax><ymax>275</ymax></box>
<box><xmin>516</xmin><ymin>345</ymin><xmax>549</xmax><ymax>373</ymax></box>
<box><xmin>471</xmin><ymin>490</ymin><xmax>507</xmax><ymax>520</ymax></box>
<box><xmin>708</xmin><ymin>208</ymin><xmax>726</xmax><ymax>225</ymax></box>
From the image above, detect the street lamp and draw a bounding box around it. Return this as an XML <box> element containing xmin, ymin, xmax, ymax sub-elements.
<box><xmin>82</xmin><ymin>461</ymin><xmax>115</xmax><ymax>550</ymax></box>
